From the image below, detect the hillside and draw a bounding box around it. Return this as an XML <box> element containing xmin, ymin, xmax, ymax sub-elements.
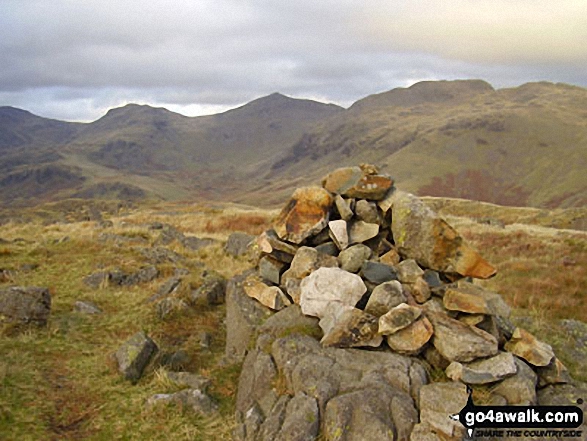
<box><xmin>264</xmin><ymin>81</ymin><xmax>587</xmax><ymax>208</ymax></box>
<box><xmin>1</xmin><ymin>81</ymin><xmax>586</xmax><ymax>209</ymax></box>
<box><xmin>1</xmin><ymin>194</ymin><xmax>586</xmax><ymax>439</ymax></box>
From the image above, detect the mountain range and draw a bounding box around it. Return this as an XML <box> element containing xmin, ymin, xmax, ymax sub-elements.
<box><xmin>1</xmin><ymin>80</ymin><xmax>586</xmax><ymax>208</ymax></box>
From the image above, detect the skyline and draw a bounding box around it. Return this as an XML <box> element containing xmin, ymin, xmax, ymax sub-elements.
<box><xmin>1</xmin><ymin>0</ymin><xmax>586</xmax><ymax>122</ymax></box>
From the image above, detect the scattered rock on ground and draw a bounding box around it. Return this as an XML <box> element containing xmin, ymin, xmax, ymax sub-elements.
<box><xmin>74</xmin><ymin>300</ymin><xmax>102</xmax><ymax>314</ymax></box>
<box><xmin>115</xmin><ymin>331</ymin><xmax>158</xmax><ymax>383</ymax></box>
<box><xmin>225</xmin><ymin>232</ymin><xmax>256</xmax><ymax>257</ymax></box>
<box><xmin>0</xmin><ymin>286</ymin><xmax>51</xmax><ymax>326</ymax></box>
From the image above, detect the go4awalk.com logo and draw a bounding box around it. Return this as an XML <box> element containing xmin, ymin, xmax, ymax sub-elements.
<box><xmin>451</xmin><ymin>389</ymin><xmax>584</xmax><ymax>439</ymax></box>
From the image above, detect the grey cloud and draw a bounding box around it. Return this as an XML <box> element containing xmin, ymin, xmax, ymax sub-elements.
<box><xmin>1</xmin><ymin>0</ymin><xmax>585</xmax><ymax>121</ymax></box>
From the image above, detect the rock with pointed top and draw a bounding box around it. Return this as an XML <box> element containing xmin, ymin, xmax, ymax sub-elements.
<box><xmin>397</xmin><ymin>259</ymin><xmax>424</xmax><ymax>283</ymax></box>
<box><xmin>243</xmin><ymin>275</ymin><xmax>292</xmax><ymax>311</ymax></box>
<box><xmin>365</xmin><ymin>280</ymin><xmax>407</xmax><ymax>317</ymax></box>
<box><xmin>505</xmin><ymin>328</ymin><xmax>554</xmax><ymax>367</ymax></box>
<box><xmin>349</xmin><ymin>220</ymin><xmax>380</xmax><ymax>244</ymax></box>
<box><xmin>334</xmin><ymin>194</ymin><xmax>354</xmax><ymax>221</ymax></box>
<box><xmin>386</xmin><ymin>317</ymin><xmax>433</xmax><ymax>355</ymax></box>
<box><xmin>410</xmin><ymin>277</ymin><xmax>432</xmax><ymax>303</ymax></box>
<box><xmin>355</xmin><ymin>199</ymin><xmax>380</xmax><ymax>224</ymax></box>
<box><xmin>378</xmin><ymin>303</ymin><xmax>422</xmax><ymax>335</ymax></box>
<box><xmin>328</xmin><ymin>220</ymin><xmax>349</xmax><ymax>250</ymax></box>
<box><xmin>379</xmin><ymin>248</ymin><xmax>401</xmax><ymax>266</ymax></box>
<box><xmin>273</xmin><ymin>186</ymin><xmax>332</xmax><ymax>244</ymax></box>
<box><xmin>338</xmin><ymin>244</ymin><xmax>372</xmax><ymax>273</ymax></box>
<box><xmin>390</xmin><ymin>190</ymin><xmax>497</xmax><ymax>279</ymax></box>
<box><xmin>115</xmin><ymin>331</ymin><xmax>158</xmax><ymax>383</ymax></box>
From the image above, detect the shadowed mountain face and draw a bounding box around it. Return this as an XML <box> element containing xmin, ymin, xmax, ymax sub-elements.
<box><xmin>1</xmin><ymin>81</ymin><xmax>586</xmax><ymax>209</ymax></box>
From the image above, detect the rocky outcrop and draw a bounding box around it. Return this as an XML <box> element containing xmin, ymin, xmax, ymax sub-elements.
<box><xmin>227</xmin><ymin>164</ymin><xmax>578</xmax><ymax>440</ymax></box>
<box><xmin>0</xmin><ymin>286</ymin><xmax>51</xmax><ymax>326</ymax></box>
<box><xmin>115</xmin><ymin>331</ymin><xmax>158</xmax><ymax>383</ymax></box>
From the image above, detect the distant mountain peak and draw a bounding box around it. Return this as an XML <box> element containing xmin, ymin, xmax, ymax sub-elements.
<box><xmin>350</xmin><ymin>79</ymin><xmax>494</xmax><ymax>110</ymax></box>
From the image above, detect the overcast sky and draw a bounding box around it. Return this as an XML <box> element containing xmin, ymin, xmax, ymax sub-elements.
<box><xmin>1</xmin><ymin>0</ymin><xmax>585</xmax><ymax>122</ymax></box>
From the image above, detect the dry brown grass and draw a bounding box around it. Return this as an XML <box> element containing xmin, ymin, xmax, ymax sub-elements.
<box><xmin>452</xmin><ymin>218</ymin><xmax>587</xmax><ymax>322</ymax></box>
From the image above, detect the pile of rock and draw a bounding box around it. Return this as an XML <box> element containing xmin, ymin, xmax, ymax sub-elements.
<box><xmin>227</xmin><ymin>164</ymin><xmax>584</xmax><ymax>441</ymax></box>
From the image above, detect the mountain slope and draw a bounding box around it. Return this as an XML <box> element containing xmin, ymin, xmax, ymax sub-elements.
<box><xmin>1</xmin><ymin>82</ymin><xmax>586</xmax><ymax>209</ymax></box>
<box><xmin>264</xmin><ymin>81</ymin><xmax>587</xmax><ymax>208</ymax></box>
<box><xmin>0</xmin><ymin>94</ymin><xmax>344</xmax><ymax>205</ymax></box>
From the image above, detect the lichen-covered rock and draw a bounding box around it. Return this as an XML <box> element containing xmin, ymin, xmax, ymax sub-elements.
<box><xmin>321</xmin><ymin>307</ymin><xmax>382</xmax><ymax>348</ymax></box>
<box><xmin>365</xmin><ymin>280</ymin><xmax>407</xmax><ymax>317</ymax></box>
<box><xmin>378</xmin><ymin>303</ymin><xmax>422</xmax><ymax>335</ymax></box>
<box><xmin>428</xmin><ymin>312</ymin><xmax>498</xmax><ymax>362</ymax></box>
<box><xmin>348</xmin><ymin>220</ymin><xmax>380</xmax><ymax>244</ymax></box>
<box><xmin>537</xmin><ymin>357</ymin><xmax>571</xmax><ymax>387</ymax></box>
<box><xmin>243</xmin><ymin>275</ymin><xmax>291</xmax><ymax>311</ymax></box>
<box><xmin>445</xmin><ymin>351</ymin><xmax>517</xmax><ymax>384</ymax></box>
<box><xmin>418</xmin><ymin>382</ymin><xmax>469</xmax><ymax>440</ymax></box>
<box><xmin>322</xmin><ymin>165</ymin><xmax>393</xmax><ymax>201</ymax></box>
<box><xmin>225</xmin><ymin>232</ymin><xmax>256</xmax><ymax>256</ymax></box>
<box><xmin>324</xmin><ymin>389</ymin><xmax>398</xmax><ymax>441</ymax></box>
<box><xmin>190</xmin><ymin>275</ymin><xmax>226</xmax><ymax>306</ymax></box>
<box><xmin>492</xmin><ymin>357</ymin><xmax>537</xmax><ymax>405</ymax></box>
<box><xmin>442</xmin><ymin>282</ymin><xmax>510</xmax><ymax>317</ymax></box>
<box><xmin>277</xmin><ymin>393</ymin><xmax>320</xmax><ymax>441</ymax></box>
<box><xmin>338</xmin><ymin>244</ymin><xmax>372</xmax><ymax>273</ymax></box>
<box><xmin>0</xmin><ymin>286</ymin><xmax>51</xmax><ymax>326</ymax></box>
<box><xmin>397</xmin><ymin>259</ymin><xmax>424</xmax><ymax>283</ymax></box>
<box><xmin>115</xmin><ymin>331</ymin><xmax>158</xmax><ymax>383</ymax></box>
<box><xmin>505</xmin><ymin>328</ymin><xmax>555</xmax><ymax>367</ymax></box>
<box><xmin>386</xmin><ymin>317</ymin><xmax>433</xmax><ymax>355</ymax></box>
<box><xmin>354</xmin><ymin>199</ymin><xmax>380</xmax><ymax>224</ymax></box>
<box><xmin>225</xmin><ymin>273</ymin><xmax>274</xmax><ymax>362</ymax></box>
<box><xmin>274</xmin><ymin>186</ymin><xmax>333</xmax><ymax>244</ymax></box>
<box><xmin>390</xmin><ymin>190</ymin><xmax>496</xmax><ymax>279</ymax></box>
<box><xmin>147</xmin><ymin>389</ymin><xmax>217</xmax><ymax>415</ymax></box>
<box><xmin>258</xmin><ymin>256</ymin><xmax>286</xmax><ymax>285</ymax></box>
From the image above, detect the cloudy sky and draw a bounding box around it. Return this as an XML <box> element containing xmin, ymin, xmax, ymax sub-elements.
<box><xmin>1</xmin><ymin>0</ymin><xmax>585</xmax><ymax>121</ymax></box>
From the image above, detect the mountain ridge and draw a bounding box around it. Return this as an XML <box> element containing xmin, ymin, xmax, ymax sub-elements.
<box><xmin>1</xmin><ymin>82</ymin><xmax>586</xmax><ymax>209</ymax></box>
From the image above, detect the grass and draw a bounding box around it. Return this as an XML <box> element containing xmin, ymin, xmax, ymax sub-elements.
<box><xmin>0</xmin><ymin>201</ymin><xmax>270</xmax><ymax>440</ymax></box>
<box><xmin>1</xmin><ymin>196</ymin><xmax>586</xmax><ymax>439</ymax></box>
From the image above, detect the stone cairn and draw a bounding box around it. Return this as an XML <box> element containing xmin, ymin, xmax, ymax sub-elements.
<box><xmin>227</xmin><ymin>164</ymin><xmax>580</xmax><ymax>441</ymax></box>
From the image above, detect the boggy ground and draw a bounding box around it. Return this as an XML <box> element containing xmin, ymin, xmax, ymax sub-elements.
<box><xmin>0</xmin><ymin>198</ymin><xmax>586</xmax><ymax>439</ymax></box>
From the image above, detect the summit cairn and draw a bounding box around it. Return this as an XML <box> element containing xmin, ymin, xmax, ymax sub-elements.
<box><xmin>227</xmin><ymin>164</ymin><xmax>581</xmax><ymax>441</ymax></box>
